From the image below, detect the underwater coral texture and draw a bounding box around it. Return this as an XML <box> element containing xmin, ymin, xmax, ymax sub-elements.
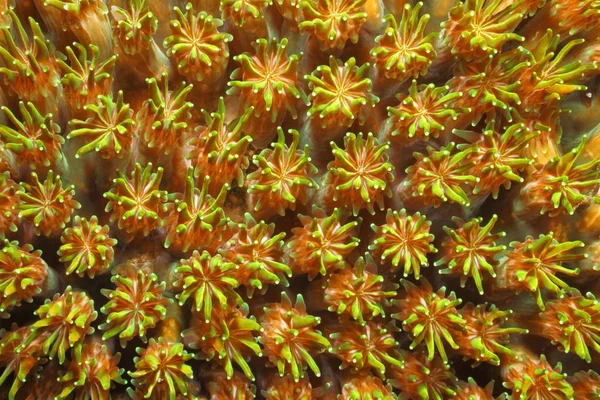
<box><xmin>1</xmin><ymin>0</ymin><xmax>600</xmax><ymax>399</ymax></box>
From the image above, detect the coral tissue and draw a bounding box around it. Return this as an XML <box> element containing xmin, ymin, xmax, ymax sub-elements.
<box><xmin>1</xmin><ymin>0</ymin><xmax>600</xmax><ymax>399</ymax></box>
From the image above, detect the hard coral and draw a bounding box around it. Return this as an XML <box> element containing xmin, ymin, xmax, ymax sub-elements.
<box><xmin>435</xmin><ymin>215</ymin><xmax>505</xmax><ymax>294</ymax></box>
<box><xmin>299</xmin><ymin>0</ymin><xmax>367</xmax><ymax>49</ymax></box>
<box><xmin>164</xmin><ymin>3</ymin><xmax>233</xmax><ymax>84</ymax></box>
<box><xmin>0</xmin><ymin>324</ymin><xmax>47</xmax><ymax>400</ymax></box>
<box><xmin>68</xmin><ymin>90</ymin><xmax>135</xmax><ymax>159</ymax></box>
<box><xmin>497</xmin><ymin>233</ymin><xmax>584</xmax><ymax>309</ymax></box>
<box><xmin>103</xmin><ymin>162</ymin><xmax>168</xmax><ymax>239</ymax></box>
<box><xmin>23</xmin><ymin>287</ymin><xmax>97</xmax><ymax>364</ymax></box>
<box><xmin>163</xmin><ymin>169</ymin><xmax>229</xmax><ymax>254</ymax></box>
<box><xmin>386</xmin><ymin>81</ymin><xmax>463</xmax><ymax>142</ymax></box>
<box><xmin>0</xmin><ymin>102</ymin><xmax>64</xmax><ymax>171</ymax></box>
<box><xmin>56</xmin><ymin>340</ymin><xmax>125</xmax><ymax>400</ymax></box>
<box><xmin>220</xmin><ymin>213</ymin><xmax>291</xmax><ymax>296</ymax></box>
<box><xmin>329</xmin><ymin>320</ymin><xmax>403</xmax><ymax>375</ymax></box>
<box><xmin>174</xmin><ymin>250</ymin><xmax>242</xmax><ymax>323</ymax></box>
<box><xmin>182</xmin><ymin>303</ymin><xmax>261</xmax><ymax>380</ymax></box>
<box><xmin>534</xmin><ymin>291</ymin><xmax>600</xmax><ymax>362</ymax></box>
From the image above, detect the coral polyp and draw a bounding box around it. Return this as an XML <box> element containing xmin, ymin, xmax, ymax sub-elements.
<box><xmin>305</xmin><ymin>57</ymin><xmax>379</xmax><ymax>130</ymax></box>
<box><xmin>0</xmin><ymin>102</ymin><xmax>64</xmax><ymax>170</ymax></box>
<box><xmin>299</xmin><ymin>0</ymin><xmax>367</xmax><ymax>49</ymax></box>
<box><xmin>164</xmin><ymin>3</ymin><xmax>233</xmax><ymax>84</ymax></box>
<box><xmin>58</xmin><ymin>215</ymin><xmax>117</xmax><ymax>278</ymax></box>
<box><xmin>23</xmin><ymin>287</ymin><xmax>97</xmax><ymax>364</ymax></box>
<box><xmin>0</xmin><ymin>9</ymin><xmax>60</xmax><ymax>104</ymax></box>
<box><xmin>329</xmin><ymin>320</ymin><xmax>403</xmax><ymax>375</ymax></box>
<box><xmin>103</xmin><ymin>162</ymin><xmax>168</xmax><ymax>238</ymax></box>
<box><xmin>403</xmin><ymin>142</ymin><xmax>478</xmax><ymax>208</ymax></box>
<box><xmin>128</xmin><ymin>338</ymin><xmax>195</xmax><ymax>400</ymax></box>
<box><xmin>517</xmin><ymin>136</ymin><xmax>600</xmax><ymax>216</ymax></box>
<box><xmin>17</xmin><ymin>171</ymin><xmax>80</xmax><ymax>237</ymax></box>
<box><xmin>441</xmin><ymin>0</ymin><xmax>524</xmax><ymax>60</ymax></box>
<box><xmin>247</xmin><ymin>128</ymin><xmax>318</xmax><ymax>217</ymax></box>
<box><xmin>56</xmin><ymin>340</ymin><xmax>125</xmax><ymax>400</ymax></box>
<box><xmin>68</xmin><ymin>90</ymin><xmax>135</xmax><ymax>159</ymax></box>
<box><xmin>370</xmin><ymin>209</ymin><xmax>436</xmax><ymax>279</ymax></box>
<box><xmin>323</xmin><ymin>254</ymin><xmax>397</xmax><ymax>324</ymax></box>
<box><xmin>392</xmin><ymin>279</ymin><xmax>465</xmax><ymax>362</ymax></box>
<box><xmin>3</xmin><ymin>0</ymin><xmax>600</xmax><ymax>398</ymax></box>
<box><xmin>182</xmin><ymin>303</ymin><xmax>262</xmax><ymax>380</ymax></box>
<box><xmin>57</xmin><ymin>43</ymin><xmax>117</xmax><ymax>111</ymax></box>
<box><xmin>187</xmin><ymin>96</ymin><xmax>253</xmax><ymax>193</ymax></box>
<box><xmin>259</xmin><ymin>292</ymin><xmax>331</xmax><ymax>380</ymax></box>
<box><xmin>497</xmin><ymin>233</ymin><xmax>584</xmax><ymax>309</ymax></box>
<box><xmin>0</xmin><ymin>240</ymin><xmax>48</xmax><ymax>314</ymax></box>
<box><xmin>228</xmin><ymin>38</ymin><xmax>306</xmax><ymax>122</ymax></box>
<box><xmin>435</xmin><ymin>215</ymin><xmax>505</xmax><ymax>294</ymax></box>
<box><xmin>324</xmin><ymin>132</ymin><xmax>394</xmax><ymax>215</ymax></box>
<box><xmin>533</xmin><ymin>291</ymin><xmax>600</xmax><ymax>362</ymax></box>
<box><xmin>163</xmin><ymin>169</ymin><xmax>229</xmax><ymax>254</ymax></box>
<box><xmin>455</xmin><ymin>303</ymin><xmax>527</xmax><ymax>366</ymax></box>
<box><xmin>0</xmin><ymin>324</ymin><xmax>47</xmax><ymax>400</ymax></box>
<box><xmin>371</xmin><ymin>3</ymin><xmax>437</xmax><ymax>81</ymax></box>
<box><xmin>220</xmin><ymin>213</ymin><xmax>291</xmax><ymax>295</ymax></box>
<box><xmin>287</xmin><ymin>206</ymin><xmax>360</xmax><ymax>279</ymax></box>
<box><xmin>174</xmin><ymin>250</ymin><xmax>242</xmax><ymax>323</ymax></box>
<box><xmin>100</xmin><ymin>269</ymin><xmax>171</xmax><ymax>346</ymax></box>
<box><xmin>386</xmin><ymin>81</ymin><xmax>463</xmax><ymax>141</ymax></box>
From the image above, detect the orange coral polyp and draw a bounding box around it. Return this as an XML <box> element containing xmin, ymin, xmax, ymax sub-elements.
<box><xmin>371</xmin><ymin>3</ymin><xmax>437</xmax><ymax>81</ymax></box>
<box><xmin>228</xmin><ymin>38</ymin><xmax>306</xmax><ymax>122</ymax></box>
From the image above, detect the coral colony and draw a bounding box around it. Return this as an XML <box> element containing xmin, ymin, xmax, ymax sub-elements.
<box><xmin>3</xmin><ymin>0</ymin><xmax>600</xmax><ymax>399</ymax></box>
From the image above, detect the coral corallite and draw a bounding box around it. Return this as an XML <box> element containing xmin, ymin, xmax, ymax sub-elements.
<box><xmin>0</xmin><ymin>324</ymin><xmax>47</xmax><ymax>400</ymax></box>
<box><xmin>323</xmin><ymin>254</ymin><xmax>397</xmax><ymax>325</ymax></box>
<box><xmin>435</xmin><ymin>214</ymin><xmax>505</xmax><ymax>294</ymax></box>
<box><xmin>103</xmin><ymin>162</ymin><xmax>168</xmax><ymax>239</ymax></box>
<box><xmin>4</xmin><ymin>1</ymin><xmax>600</xmax><ymax>398</ymax></box>
<box><xmin>175</xmin><ymin>250</ymin><xmax>242</xmax><ymax>323</ymax></box>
